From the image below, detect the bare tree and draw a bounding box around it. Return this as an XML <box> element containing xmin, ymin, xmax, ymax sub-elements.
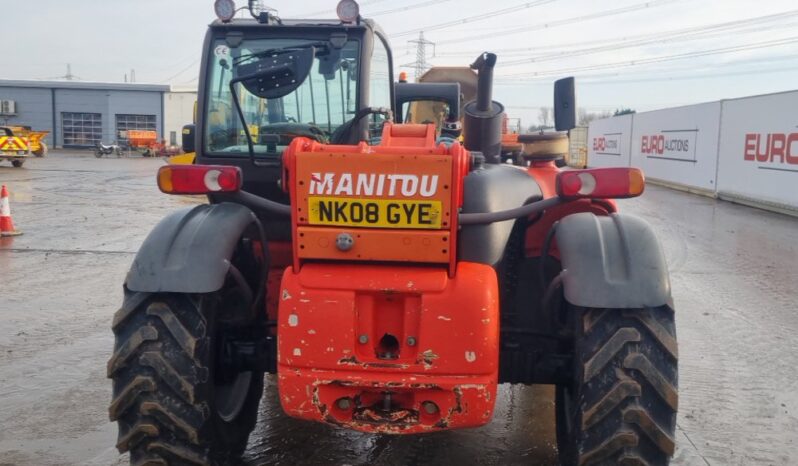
<box><xmin>577</xmin><ymin>108</ymin><xmax>612</xmax><ymax>126</ymax></box>
<box><xmin>538</xmin><ymin>106</ymin><xmax>551</xmax><ymax>128</ymax></box>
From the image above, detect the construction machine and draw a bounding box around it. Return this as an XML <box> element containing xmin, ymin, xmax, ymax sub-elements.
<box><xmin>109</xmin><ymin>1</ymin><xmax>678</xmax><ymax>465</ymax></box>
<box><xmin>6</xmin><ymin>126</ymin><xmax>49</xmax><ymax>157</ymax></box>
<box><xmin>0</xmin><ymin>126</ymin><xmax>30</xmax><ymax>167</ymax></box>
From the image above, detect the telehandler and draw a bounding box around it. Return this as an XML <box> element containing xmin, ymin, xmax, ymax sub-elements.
<box><xmin>109</xmin><ymin>1</ymin><xmax>677</xmax><ymax>465</ymax></box>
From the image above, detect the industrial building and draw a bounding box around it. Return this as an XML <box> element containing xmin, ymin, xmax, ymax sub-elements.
<box><xmin>0</xmin><ymin>79</ymin><xmax>196</xmax><ymax>149</ymax></box>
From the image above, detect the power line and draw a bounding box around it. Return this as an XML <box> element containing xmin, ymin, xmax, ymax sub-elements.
<box><xmin>161</xmin><ymin>58</ymin><xmax>201</xmax><ymax>83</ymax></box>
<box><xmin>435</xmin><ymin>0</ymin><xmax>676</xmax><ymax>45</ymax></box>
<box><xmin>369</xmin><ymin>0</ymin><xmax>453</xmax><ymax>17</ymax></box>
<box><xmin>500</xmin><ymin>12</ymin><xmax>798</xmax><ymax>66</ymax></box>
<box><xmin>390</xmin><ymin>0</ymin><xmax>554</xmax><ymax>38</ymax></box>
<box><xmin>299</xmin><ymin>0</ymin><xmax>391</xmax><ymax>18</ymax></box>
<box><xmin>494</xmin><ymin>52</ymin><xmax>798</xmax><ymax>85</ymax></box>
<box><xmin>500</xmin><ymin>35</ymin><xmax>798</xmax><ymax>78</ymax></box>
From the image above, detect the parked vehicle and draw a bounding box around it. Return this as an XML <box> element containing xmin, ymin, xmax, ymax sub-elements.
<box><xmin>0</xmin><ymin>126</ymin><xmax>30</xmax><ymax>167</ymax></box>
<box><xmin>95</xmin><ymin>141</ymin><xmax>123</xmax><ymax>158</ymax></box>
<box><xmin>7</xmin><ymin>126</ymin><xmax>49</xmax><ymax>157</ymax></box>
<box><xmin>109</xmin><ymin>2</ymin><xmax>678</xmax><ymax>465</ymax></box>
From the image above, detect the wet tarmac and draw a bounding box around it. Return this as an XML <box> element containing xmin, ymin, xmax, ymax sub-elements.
<box><xmin>0</xmin><ymin>151</ymin><xmax>796</xmax><ymax>465</ymax></box>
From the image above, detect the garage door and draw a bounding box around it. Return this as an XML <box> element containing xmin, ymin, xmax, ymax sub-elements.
<box><xmin>116</xmin><ymin>114</ymin><xmax>157</xmax><ymax>146</ymax></box>
<box><xmin>62</xmin><ymin>112</ymin><xmax>102</xmax><ymax>147</ymax></box>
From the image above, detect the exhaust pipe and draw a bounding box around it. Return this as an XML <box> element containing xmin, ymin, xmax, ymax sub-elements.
<box><xmin>463</xmin><ymin>52</ymin><xmax>505</xmax><ymax>164</ymax></box>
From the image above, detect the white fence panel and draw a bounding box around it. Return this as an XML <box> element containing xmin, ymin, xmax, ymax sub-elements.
<box><xmin>717</xmin><ymin>91</ymin><xmax>798</xmax><ymax>210</ymax></box>
<box><xmin>587</xmin><ymin>114</ymin><xmax>633</xmax><ymax>168</ymax></box>
<box><xmin>629</xmin><ymin>102</ymin><xmax>721</xmax><ymax>192</ymax></box>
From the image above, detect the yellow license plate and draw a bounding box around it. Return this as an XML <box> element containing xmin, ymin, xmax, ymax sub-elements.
<box><xmin>307</xmin><ymin>196</ymin><xmax>442</xmax><ymax>229</ymax></box>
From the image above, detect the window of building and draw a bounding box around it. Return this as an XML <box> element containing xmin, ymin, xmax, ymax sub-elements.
<box><xmin>170</xmin><ymin>131</ymin><xmax>177</xmax><ymax>146</ymax></box>
<box><xmin>62</xmin><ymin>112</ymin><xmax>102</xmax><ymax>147</ymax></box>
<box><xmin>116</xmin><ymin>114</ymin><xmax>157</xmax><ymax>146</ymax></box>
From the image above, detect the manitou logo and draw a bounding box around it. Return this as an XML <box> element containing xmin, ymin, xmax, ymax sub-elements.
<box><xmin>309</xmin><ymin>172</ymin><xmax>440</xmax><ymax>198</ymax></box>
<box><xmin>743</xmin><ymin>133</ymin><xmax>798</xmax><ymax>164</ymax></box>
<box><xmin>640</xmin><ymin>135</ymin><xmax>690</xmax><ymax>154</ymax></box>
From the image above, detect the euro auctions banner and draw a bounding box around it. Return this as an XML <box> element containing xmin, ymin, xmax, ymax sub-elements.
<box><xmin>587</xmin><ymin>114</ymin><xmax>632</xmax><ymax>168</ymax></box>
<box><xmin>717</xmin><ymin>90</ymin><xmax>798</xmax><ymax>210</ymax></box>
<box><xmin>630</xmin><ymin>102</ymin><xmax>721</xmax><ymax>192</ymax></box>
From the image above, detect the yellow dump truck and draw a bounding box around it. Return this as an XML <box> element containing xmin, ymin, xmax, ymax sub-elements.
<box><xmin>0</xmin><ymin>126</ymin><xmax>30</xmax><ymax>167</ymax></box>
<box><xmin>7</xmin><ymin>126</ymin><xmax>49</xmax><ymax>157</ymax></box>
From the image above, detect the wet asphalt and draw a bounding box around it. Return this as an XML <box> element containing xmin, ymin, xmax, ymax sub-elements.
<box><xmin>0</xmin><ymin>151</ymin><xmax>796</xmax><ymax>465</ymax></box>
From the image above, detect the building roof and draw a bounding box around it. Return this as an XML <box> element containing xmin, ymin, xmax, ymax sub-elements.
<box><xmin>0</xmin><ymin>79</ymin><xmax>170</xmax><ymax>92</ymax></box>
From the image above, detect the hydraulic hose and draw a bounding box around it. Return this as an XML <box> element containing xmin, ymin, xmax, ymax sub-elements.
<box><xmin>458</xmin><ymin>197</ymin><xmax>563</xmax><ymax>225</ymax></box>
<box><xmin>226</xmin><ymin>190</ymin><xmax>292</xmax><ymax>216</ymax></box>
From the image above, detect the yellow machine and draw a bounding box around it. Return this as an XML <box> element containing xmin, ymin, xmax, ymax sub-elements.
<box><xmin>7</xmin><ymin>126</ymin><xmax>49</xmax><ymax>157</ymax></box>
<box><xmin>0</xmin><ymin>126</ymin><xmax>31</xmax><ymax>167</ymax></box>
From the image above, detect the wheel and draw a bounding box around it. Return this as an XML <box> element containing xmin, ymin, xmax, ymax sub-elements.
<box><xmin>109</xmin><ymin>252</ymin><xmax>267</xmax><ymax>465</ymax></box>
<box><xmin>116</xmin><ymin>147</ymin><xmax>123</xmax><ymax>157</ymax></box>
<box><xmin>33</xmin><ymin>142</ymin><xmax>48</xmax><ymax>157</ymax></box>
<box><xmin>11</xmin><ymin>159</ymin><xmax>24</xmax><ymax>168</ymax></box>
<box><xmin>95</xmin><ymin>150</ymin><xmax>103</xmax><ymax>158</ymax></box>
<box><xmin>556</xmin><ymin>306</ymin><xmax>678</xmax><ymax>466</ymax></box>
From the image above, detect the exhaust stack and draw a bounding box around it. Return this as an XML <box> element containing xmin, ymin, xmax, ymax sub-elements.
<box><xmin>463</xmin><ymin>53</ymin><xmax>505</xmax><ymax>164</ymax></box>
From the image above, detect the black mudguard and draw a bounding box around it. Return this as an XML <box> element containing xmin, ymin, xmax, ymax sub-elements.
<box><xmin>126</xmin><ymin>203</ymin><xmax>259</xmax><ymax>293</ymax></box>
<box><xmin>555</xmin><ymin>212</ymin><xmax>672</xmax><ymax>309</ymax></box>
<box><xmin>459</xmin><ymin>164</ymin><xmax>542</xmax><ymax>267</ymax></box>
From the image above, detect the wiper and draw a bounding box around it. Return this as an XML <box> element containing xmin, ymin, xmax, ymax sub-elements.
<box><xmin>233</xmin><ymin>42</ymin><xmax>328</xmax><ymax>67</ymax></box>
<box><xmin>228</xmin><ymin>44</ymin><xmax>321</xmax><ymax>166</ymax></box>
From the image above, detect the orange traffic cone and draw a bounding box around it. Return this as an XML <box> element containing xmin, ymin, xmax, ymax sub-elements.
<box><xmin>0</xmin><ymin>184</ymin><xmax>22</xmax><ymax>236</ymax></box>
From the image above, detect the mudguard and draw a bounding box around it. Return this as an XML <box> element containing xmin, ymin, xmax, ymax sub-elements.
<box><xmin>555</xmin><ymin>212</ymin><xmax>671</xmax><ymax>309</ymax></box>
<box><xmin>126</xmin><ymin>203</ymin><xmax>258</xmax><ymax>293</ymax></box>
<box><xmin>459</xmin><ymin>164</ymin><xmax>542</xmax><ymax>267</ymax></box>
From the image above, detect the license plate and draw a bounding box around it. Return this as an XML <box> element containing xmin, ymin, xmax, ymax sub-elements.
<box><xmin>307</xmin><ymin>196</ymin><xmax>442</xmax><ymax>229</ymax></box>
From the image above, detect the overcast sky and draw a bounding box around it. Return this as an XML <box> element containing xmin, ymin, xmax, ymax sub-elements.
<box><xmin>4</xmin><ymin>0</ymin><xmax>798</xmax><ymax>126</ymax></box>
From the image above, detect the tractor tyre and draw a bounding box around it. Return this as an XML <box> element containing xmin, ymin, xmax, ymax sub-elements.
<box><xmin>33</xmin><ymin>142</ymin><xmax>48</xmax><ymax>157</ymax></box>
<box><xmin>11</xmin><ymin>160</ymin><xmax>24</xmax><ymax>168</ymax></box>
<box><xmin>108</xmin><ymin>291</ymin><xmax>265</xmax><ymax>465</ymax></box>
<box><xmin>556</xmin><ymin>306</ymin><xmax>678</xmax><ymax>466</ymax></box>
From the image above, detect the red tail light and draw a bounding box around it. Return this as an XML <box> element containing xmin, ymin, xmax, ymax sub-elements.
<box><xmin>556</xmin><ymin>168</ymin><xmax>645</xmax><ymax>200</ymax></box>
<box><xmin>157</xmin><ymin>165</ymin><xmax>242</xmax><ymax>194</ymax></box>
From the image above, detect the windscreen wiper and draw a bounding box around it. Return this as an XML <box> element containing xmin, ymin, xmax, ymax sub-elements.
<box><xmin>233</xmin><ymin>42</ymin><xmax>329</xmax><ymax>67</ymax></box>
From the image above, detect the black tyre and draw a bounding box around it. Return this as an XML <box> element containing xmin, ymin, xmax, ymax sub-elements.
<box><xmin>109</xmin><ymin>287</ymin><xmax>265</xmax><ymax>465</ymax></box>
<box><xmin>95</xmin><ymin>149</ymin><xmax>104</xmax><ymax>158</ymax></box>
<box><xmin>556</xmin><ymin>306</ymin><xmax>678</xmax><ymax>466</ymax></box>
<box><xmin>11</xmin><ymin>159</ymin><xmax>24</xmax><ymax>168</ymax></box>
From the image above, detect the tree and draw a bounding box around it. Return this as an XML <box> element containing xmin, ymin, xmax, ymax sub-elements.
<box><xmin>577</xmin><ymin>108</ymin><xmax>612</xmax><ymax>126</ymax></box>
<box><xmin>614</xmin><ymin>108</ymin><xmax>636</xmax><ymax>116</ymax></box>
<box><xmin>538</xmin><ymin>106</ymin><xmax>551</xmax><ymax>128</ymax></box>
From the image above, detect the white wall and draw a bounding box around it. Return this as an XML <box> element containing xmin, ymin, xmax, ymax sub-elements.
<box><xmin>630</xmin><ymin>102</ymin><xmax>721</xmax><ymax>192</ymax></box>
<box><xmin>586</xmin><ymin>114</ymin><xmax>632</xmax><ymax>168</ymax></box>
<box><xmin>164</xmin><ymin>91</ymin><xmax>196</xmax><ymax>147</ymax></box>
<box><xmin>717</xmin><ymin>91</ymin><xmax>798</xmax><ymax>210</ymax></box>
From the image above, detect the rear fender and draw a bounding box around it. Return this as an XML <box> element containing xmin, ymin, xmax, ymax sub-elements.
<box><xmin>126</xmin><ymin>203</ymin><xmax>260</xmax><ymax>293</ymax></box>
<box><xmin>555</xmin><ymin>212</ymin><xmax>671</xmax><ymax>309</ymax></box>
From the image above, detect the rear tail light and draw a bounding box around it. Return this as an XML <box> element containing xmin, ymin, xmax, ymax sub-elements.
<box><xmin>158</xmin><ymin>165</ymin><xmax>242</xmax><ymax>194</ymax></box>
<box><xmin>556</xmin><ymin>167</ymin><xmax>645</xmax><ymax>199</ymax></box>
